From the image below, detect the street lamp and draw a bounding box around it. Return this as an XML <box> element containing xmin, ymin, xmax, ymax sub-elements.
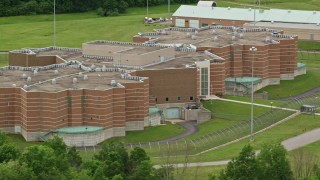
<box><xmin>270</xmin><ymin>101</ymin><xmax>273</xmax><ymax>110</ymax></box>
<box><xmin>54</xmin><ymin>0</ymin><xmax>56</xmax><ymax>47</ymax></box>
<box><xmin>249</xmin><ymin>46</ymin><xmax>257</xmax><ymax>142</ymax></box>
<box><xmin>168</xmin><ymin>0</ymin><xmax>170</xmax><ymax>17</ymax></box>
<box><xmin>147</xmin><ymin>0</ymin><xmax>148</xmax><ymax>17</ymax></box>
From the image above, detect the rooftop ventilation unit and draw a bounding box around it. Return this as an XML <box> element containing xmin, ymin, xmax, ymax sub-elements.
<box><xmin>265</xmin><ymin>36</ymin><xmax>271</xmax><ymax>43</ymax></box>
<box><xmin>194</xmin><ymin>30</ymin><xmax>199</xmax><ymax>35</ymax></box>
<box><xmin>27</xmin><ymin>77</ymin><xmax>31</xmax><ymax>83</ymax></box>
<box><xmin>78</xmin><ymin>72</ymin><xmax>83</xmax><ymax>77</ymax></box>
<box><xmin>186</xmin><ymin>32</ymin><xmax>191</xmax><ymax>38</ymax></box>
<box><xmin>239</xmin><ymin>33</ymin><xmax>244</xmax><ymax>39</ymax></box>
<box><xmin>90</xmin><ymin>64</ymin><xmax>96</xmax><ymax>70</ymax></box>
<box><xmin>228</xmin><ymin>7</ymin><xmax>231</xmax><ymax>10</ymax></box>
<box><xmin>73</xmin><ymin>78</ymin><xmax>78</xmax><ymax>84</ymax></box>
<box><xmin>12</xmin><ymin>84</ymin><xmax>16</xmax><ymax>88</ymax></box>
<box><xmin>22</xmin><ymin>73</ymin><xmax>27</xmax><ymax>79</ymax></box>
<box><xmin>23</xmin><ymin>85</ymin><xmax>29</xmax><ymax>91</ymax></box>
<box><xmin>288</xmin><ymin>10</ymin><xmax>291</xmax><ymax>13</ymax></box>
<box><xmin>33</xmin><ymin>70</ymin><xmax>38</xmax><ymax>76</ymax></box>
<box><xmin>185</xmin><ymin>64</ymin><xmax>190</xmax><ymax>68</ymax></box>
<box><xmin>83</xmin><ymin>75</ymin><xmax>88</xmax><ymax>81</ymax></box>
<box><xmin>249</xmin><ymin>8</ymin><xmax>252</xmax><ymax>11</ymax></box>
<box><xmin>102</xmin><ymin>65</ymin><xmax>106</xmax><ymax>72</ymax></box>
<box><xmin>317</xmin><ymin>23</ymin><xmax>320</xmax><ymax>26</ymax></box>
<box><xmin>231</xmin><ymin>36</ymin><xmax>236</xmax><ymax>41</ymax></box>
<box><xmin>313</xmin><ymin>11</ymin><xmax>317</xmax><ymax>14</ymax></box>
<box><xmin>271</xmin><ymin>21</ymin><xmax>274</xmax><ymax>24</ymax></box>
<box><xmin>54</xmin><ymin>70</ymin><xmax>59</xmax><ymax>75</ymax></box>
<box><xmin>191</xmin><ymin>35</ymin><xmax>196</xmax><ymax>40</ymax></box>
<box><xmin>52</xmin><ymin>79</ymin><xmax>56</xmax><ymax>85</ymax></box>
<box><xmin>213</xmin><ymin>36</ymin><xmax>218</xmax><ymax>42</ymax></box>
<box><xmin>111</xmin><ymin>80</ymin><xmax>117</xmax><ymax>87</ymax></box>
<box><xmin>212</xmin><ymin>30</ymin><xmax>216</xmax><ymax>35</ymax></box>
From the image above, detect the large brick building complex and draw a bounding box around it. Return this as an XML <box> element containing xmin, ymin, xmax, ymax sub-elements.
<box><xmin>0</xmin><ymin>26</ymin><xmax>305</xmax><ymax>145</ymax></box>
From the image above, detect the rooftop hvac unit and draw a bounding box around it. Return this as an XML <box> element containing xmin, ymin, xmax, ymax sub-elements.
<box><xmin>213</xmin><ymin>36</ymin><xmax>218</xmax><ymax>42</ymax></box>
<box><xmin>27</xmin><ymin>77</ymin><xmax>31</xmax><ymax>83</ymax></box>
<box><xmin>191</xmin><ymin>35</ymin><xmax>196</xmax><ymax>40</ymax></box>
<box><xmin>239</xmin><ymin>33</ymin><xmax>244</xmax><ymax>39</ymax></box>
<box><xmin>52</xmin><ymin>79</ymin><xmax>56</xmax><ymax>85</ymax></box>
<box><xmin>195</xmin><ymin>30</ymin><xmax>199</xmax><ymax>35</ymax></box>
<box><xmin>212</xmin><ymin>30</ymin><xmax>216</xmax><ymax>35</ymax></box>
<box><xmin>33</xmin><ymin>70</ymin><xmax>38</xmax><ymax>76</ymax></box>
<box><xmin>54</xmin><ymin>70</ymin><xmax>59</xmax><ymax>75</ymax></box>
<box><xmin>102</xmin><ymin>65</ymin><xmax>106</xmax><ymax>72</ymax></box>
<box><xmin>78</xmin><ymin>72</ymin><xmax>83</xmax><ymax>77</ymax></box>
<box><xmin>12</xmin><ymin>84</ymin><xmax>16</xmax><ymax>88</ymax></box>
<box><xmin>111</xmin><ymin>80</ymin><xmax>117</xmax><ymax>87</ymax></box>
<box><xmin>73</xmin><ymin>78</ymin><xmax>78</xmax><ymax>84</ymax></box>
<box><xmin>83</xmin><ymin>75</ymin><xmax>88</xmax><ymax>81</ymax></box>
<box><xmin>265</xmin><ymin>36</ymin><xmax>271</xmax><ymax>43</ymax></box>
<box><xmin>313</xmin><ymin>11</ymin><xmax>317</xmax><ymax>14</ymax></box>
<box><xmin>90</xmin><ymin>64</ymin><xmax>96</xmax><ymax>70</ymax></box>
<box><xmin>317</xmin><ymin>23</ymin><xmax>320</xmax><ymax>26</ymax></box>
<box><xmin>185</xmin><ymin>64</ymin><xmax>190</xmax><ymax>68</ymax></box>
<box><xmin>22</xmin><ymin>73</ymin><xmax>27</xmax><ymax>79</ymax></box>
<box><xmin>23</xmin><ymin>85</ymin><xmax>29</xmax><ymax>91</ymax></box>
<box><xmin>271</xmin><ymin>21</ymin><xmax>274</xmax><ymax>24</ymax></box>
<box><xmin>231</xmin><ymin>36</ymin><xmax>236</xmax><ymax>41</ymax></box>
<box><xmin>186</xmin><ymin>32</ymin><xmax>191</xmax><ymax>37</ymax></box>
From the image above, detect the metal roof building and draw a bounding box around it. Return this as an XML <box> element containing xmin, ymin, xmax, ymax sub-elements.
<box><xmin>172</xmin><ymin>5</ymin><xmax>320</xmax><ymax>24</ymax></box>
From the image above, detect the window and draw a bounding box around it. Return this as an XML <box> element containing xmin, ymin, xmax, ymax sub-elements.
<box><xmin>201</xmin><ymin>67</ymin><xmax>209</xmax><ymax>96</ymax></box>
<box><xmin>190</xmin><ymin>96</ymin><xmax>194</xmax><ymax>101</ymax></box>
<box><xmin>155</xmin><ymin>98</ymin><xmax>157</xmax><ymax>102</ymax></box>
<box><xmin>165</xmin><ymin>97</ymin><xmax>169</xmax><ymax>102</ymax></box>
<box><xmin>177</xmin><ymin>97</ymin><xmax>181</xmax><ymax>101</ymax></box>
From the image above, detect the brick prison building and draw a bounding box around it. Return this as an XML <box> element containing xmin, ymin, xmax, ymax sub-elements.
<box><xmin>0</xmin><ymin>26</ymin><xmax>305</xmax><ymax>145</ymax></box>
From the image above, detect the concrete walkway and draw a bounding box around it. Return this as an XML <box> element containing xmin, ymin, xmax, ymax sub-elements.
<box><xmin>154</xmin><ymin>127</ymin><xmax>320</xmax><ymax>169</ymax></box>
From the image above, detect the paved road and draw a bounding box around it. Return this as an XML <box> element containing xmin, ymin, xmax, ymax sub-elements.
<box><xmin>154</xmin><ymin>127</ymin><xmax>320</xmax><ymax>168</ymax></box>
<box><xmin>281</xmin><ymin>128</ymin><xmax>320</xmax><ymax>151</ymax></box>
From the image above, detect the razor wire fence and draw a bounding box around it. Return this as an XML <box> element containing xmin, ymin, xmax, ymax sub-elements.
<box><xmin>126</xmin><ymin>98</ymin><xmax>307</xmax><ymax>157</ymax></box>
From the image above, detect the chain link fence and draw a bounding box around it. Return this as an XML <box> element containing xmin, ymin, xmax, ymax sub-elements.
<box><xmin>125</xmin><ymin>93</ymin><xmax>320</xmax><ymax>157</ymax></box>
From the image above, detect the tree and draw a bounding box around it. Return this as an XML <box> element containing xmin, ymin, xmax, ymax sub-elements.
<box><xmin>292</xmin><ymin>149</ymin><xmax>319</xmax><ymax>179</ymax></box>
<box><xmin>67</xmin><ymin>146</ymin><xmax>83</xmax><ymax>169</ymax></box>
<box><xmin>0</xmin><ymin>132</ymin><xmax>9</xmax><ymax>146</ymax></box>
<box><xmin>219</xmin><ymin>144</ymin><xmax>259</xmax><ymax>180</ymax></box>
<box><xmin>0</xmin><ymin>161</ymin><xmax>36</xmax><ymax>180</ymax></box>
<box><xmin>43</xmin><ymin>136</ymin><xmax>67</xmax><ymax>156</ymax></box>
<box><xmin>257</xmin><ymin>143</ymin><xmax>293</xmax><ymax>180</ymax></box>
<box><xmin>0</xmin><ymin>143</ymin><xmax>20</xmax><ymax>163</ymax></box>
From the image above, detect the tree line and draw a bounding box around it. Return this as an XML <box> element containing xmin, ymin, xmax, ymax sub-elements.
<box><xmin>0</xmin><ymin>0</ymin><xmax>199</xmax><ymax>17</ymax></box>
<box><xmin>0</xmin><ymin>132</ymin><xmax>172</xmax><ymax>180</ymax></box>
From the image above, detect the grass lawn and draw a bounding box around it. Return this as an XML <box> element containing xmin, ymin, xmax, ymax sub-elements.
<box><xmin>298</xmin><ymin>41</ymin><xmax>320</xmax><ymax>51</ymax></box>
<box><xmin>224</xmin><ymin>95</ymin><xmax>285</xmax><ymax>107</ymax></box>
<box><xmin>0</xmin><ymin>54</ymin><xmax>8</xmax><ymax>67</ymax></box>
<box><xmin>203</xmin><ymin>99</ymin><xmax>271</xmax><ymax>120</ymax></box>
<box><xmin>256</xmin><ymin>70</ymin><xmax>320</xmax><ymax>99</ymax></box>
<box><xmin>7</xmin><ymin>134</ymin><xmax>40</xmax><ymax>149</ymax></box>
<box><xmin>299</xmin><ymin>52</ymin><xmax>320</xmax><ymax>68</ymax></box>
<box><xmin>152</xmin><ymin>114</ymin><xmax>320</xmax><ymax>164</ymax></box>
<box><xmin>186</xmin><ymin>119</ymin><xmax>243</xmax><ymax>140</ymax></box>
<box><xmin>103</xmin><ymin>122</ymin><xmax>184</xmax><ymax>144</ymax></box>
<box><xmin>0</xmin><ymin>4</ymin><xmax>182</xmax><ymax>51</ymax></box>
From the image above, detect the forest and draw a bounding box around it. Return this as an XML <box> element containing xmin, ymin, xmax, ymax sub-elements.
<box><xmin>0</xmin><ymin>0</ymin><xmax>198</xmax><ymax>17</ymax></box>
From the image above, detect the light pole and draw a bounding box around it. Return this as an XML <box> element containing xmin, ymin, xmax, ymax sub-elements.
<box><xmin>147</xmin><ymin>0</ymin><xmax>149</xmax><ymax>17</ymax></box>
<box><xmin>253</xmin><ymin>0</ymin><xmax>256</xmax><ymax>26</ymax></box>
<box><xmin>270</xmin><ymin>101</ymin><xmax>273</xmax><ymax>110</ymax></box>
<box><xmin>54</xmin><ymin>0</ymin><xmax>56</xmax><ymax>47</ymax></box>
<box><xmin>168</xmin><ymin>0</ymin><xmax>170</xmax><ymax>17</ymax></box>
<box><xmin>249</xmin><ymin>46</ymin><xmax>257</xmax><ymax>142</ymax></box>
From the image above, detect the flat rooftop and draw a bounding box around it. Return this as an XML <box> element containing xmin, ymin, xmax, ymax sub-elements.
<box><xmin>37</xmin><ymin>50</ymin><xmax>82</xmax><ymax>59</ymax></box>
<box><xmin>144</xmin><ymin>52</ymin><xmax>217</xmax><ymax>69</ymax></box>
<box><xmin>138</xmin><ymin>27</ymin><xmax>292</xmax><ymax>47</ymax></box>
<box><xmin>0</xmin><ymin>66</ymin><xmax>138</xmax><ymax>92</ymax></box>
<box><xmin>85</xmin><ymin>41</ymin><xmax>166</xmax><ymax>55</ymax></box>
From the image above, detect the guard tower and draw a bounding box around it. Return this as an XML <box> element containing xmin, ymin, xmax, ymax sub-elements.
<box><xmin>300</xmin><ymin>105</ymin><xmax>317</xmax><ymax>114</ymax></box>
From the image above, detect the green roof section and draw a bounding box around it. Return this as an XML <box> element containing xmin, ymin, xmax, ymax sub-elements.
<box><xmin>56</xmin><ymin>126</ymin><xmax>104</xmax><ymax>134</ymax></box>
<box><xmin>225</xmin><ymin>77</ymin><xmax>262</xmax><ymax>85</ymax></box>
<box><xmin>173</xmin><ymin>5</ymin><xmax>320</xmax><ymax>24</ymax></box>
<box><xmin>149</xmin><ymin>107</ymin><xmax>162</xmax><ymax>115</ymax></box>
<box><xmin>297</xmin><ymin>62</ymin><xmax>306</xmax><ymax>69</ymax></box>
